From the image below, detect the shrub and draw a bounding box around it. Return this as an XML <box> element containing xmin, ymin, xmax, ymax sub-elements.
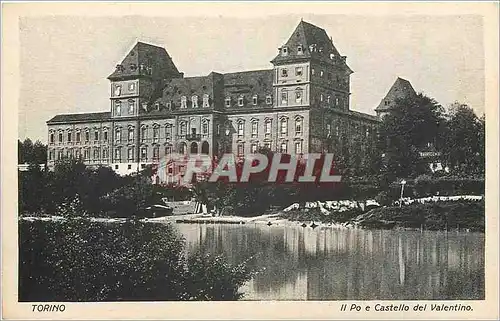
<box><xmin>19</xmin><ymin>219</ymin><xmax>254</xmax><ymax>301</ymax></box>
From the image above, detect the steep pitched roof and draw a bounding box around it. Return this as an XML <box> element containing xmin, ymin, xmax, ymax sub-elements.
<box><xmin>47</xmin><ymin>112</ymin><xmax>111</xmax><ymax>124</ymax></box>
<box><xmin>107</xmin><ymin>42</ymin><xmax>181</xmax><ymax>81</ymax></box>
<box><xmin>375</xmin><ymin>77</ymin><xmax>417</xmax><ymax>112</ymax></box>
<box><xmin>223</xmin><ymin>69</ymin><xmax>274</xmax><ymax>108</ymax></box>
<box><xmin>271</xmin><ymin>20</ymin><xmax>351</xmax><ymax>72</ymax></box>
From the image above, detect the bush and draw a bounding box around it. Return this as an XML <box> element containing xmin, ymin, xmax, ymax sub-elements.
<box><xmin>19</xmin><ymin>219</ymin><xmax>254</xmax><ymax>301</ymax></box>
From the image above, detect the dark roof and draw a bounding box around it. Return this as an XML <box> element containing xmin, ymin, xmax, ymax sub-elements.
<box><xmin>223</xmin><ymin>69</ymin><xmax>274</xmax><ymax>108</ymax></box>
<box><xmin>271</xmin><ymin>20</ymin><xmax>352</xmax><ymax>72</ymax></box>
<box><xmin>47</xmin><ymin>112</ymin><xmax>111</xmax><ymax>124</ymax></box>
<box><xmin>375</xmin><ymin>77</ymin><xmax>417</xmax><ymax>112</ymax></box>
<box><xmin>107</xmin><ymin>42</ymin><xmax>181</xmax><ymax>81</ymax></box>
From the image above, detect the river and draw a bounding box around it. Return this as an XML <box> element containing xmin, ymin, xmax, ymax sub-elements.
<box><xmin>174</xmin><ymin>223</ymin><xmax>484</xmax><ymax>300</ymax></box>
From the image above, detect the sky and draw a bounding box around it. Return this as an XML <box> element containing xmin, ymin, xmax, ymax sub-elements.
<box><xmin>18</xmin><ymin>13</ymin><xmax>484</xmax><ymax>142</ymax></box>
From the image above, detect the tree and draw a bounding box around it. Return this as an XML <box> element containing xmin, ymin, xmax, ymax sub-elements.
<box><xmin>378</xmin><ymin>93</ymin><xmax>446</xmax><ymax>178</ymax></box>
<box><xmin>441</xmin><ymin>103</ymin><xmax>483</xmax><ymax>174</ymax></box>
<box><xmin>18</xmin><ymin>138</ymin><xmax>47</xmax><ymax>164</ymax></box>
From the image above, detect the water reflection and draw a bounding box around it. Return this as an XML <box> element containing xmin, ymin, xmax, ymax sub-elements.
<box><xmin>175</xmin><ymin>223</ymin><xmax>484</xmax><ymax>300</ymax></box>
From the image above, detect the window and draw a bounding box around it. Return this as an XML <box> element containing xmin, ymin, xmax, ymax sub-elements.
<box><xmin>203</xmin><ymin>94</ymin><xmax>210</xmax><ymax>108</ymax></box>
<box><xmin>114</xmin><ymin>147</ymin><xmax>121</xmax><ymax>160</ymax></box>
<box><xmin>280</xmin><ymin>142</ymin><xmax>287</xmax><ymax>153</ymax></box>
<box><xmin>326</xmin><ymin>124</ymin><xmax>332</xmax><ymax>136</ymax></box>
<box><xmin>281</xmin><ymin>90</ymin><xmax>288</xmax><ymax>105</ymax></box>
<box><xmin>237</xmin><ymin>121</ymin><xmax>244</xmax><ymax>137</ymax></box>
<box><xmin>76</xmin><ymin>131</ymin><xmax>81</xmax><ymax>143</ymax></box>
<box><xmin>114</xmin><ymin>84</ymin><xmax>121</xmax><ymax>96</ymax></box>
<box><xmin>180</xmin><ymin>96</ymin><xmax>187</xmax><ymax>109</ymax></box>
<box><xmin>141</xmin><ymin>126</ymin><xmax>147</xmax><ymax>143</ymax></box>
<box><xmin>216</xmin><ymin>124</ymin><xmax>220</xmax><ymax>136</ymax></box>
<box><xmin>140</xmin><ymin>147</ymin><xmax>147</xmax><ymax>160</ymax></box>
<box><xmin>58</xmin><ymin>132</ymin><xmax>63</xmax><ymax>143</ymax></box>
<box><xmin>295</xmin><ymin>118</ymin><xmax>303</xmax><ymax>135</ymax></box>
<box><xmin>128</xmin><ymin>127</ymin><xmax>134</xmax><ymax>142</ymax></box>
<box><xmin>237</xmin><ymin>143</ymin><xmax>244</xmax><ymax>157</ymax></box>
<box><xmin>50</xmin><ymin>132</ymin><xmax>54</xmax><ymax>144</ymax></box>
<box><xmin>127</xmin><ymin>147</ymin><xmax>134</xmax><ymax>161</ymax></box>
<box><xmin>57</xmin><ymin>150</ymin><xmax>63</xmax><ymax>160</ymax></box>
<box><xmin>153</xmin><ymin>146</ymin><xmax>159</xmax><ymax>160</ymax></box>
<box><xmin>295</xmin><ymin>67</ymin><xmax>303</xmax><ymax>76</ymax></box>
<box><xmin>128</xmin><ymin>100</ymin><xmax>135</xmax><ymax>114</ymax></box>
<box><xmin>153</xmin><ymin>126</ymin><xmax>159</xmax><ymax>143</ymax></box>
<box><xmin>265</xmin><ymin>120</ymin><xmax>272</xmax><ymax>135</ymax></box>
<box><xmin>280</xmin><ymin>118</ymin><xmax>288</xmax><ymax>136</ymax></box>
<box><xmin>192</xmin><ymin>95</ymin><xmax>198</xmax><ymax>108</ymax></box>
<box><xmin>179</xmin><ymin>122</ymin><xmax>187</xmax><ymax>136</ymax></box>
<box><xmin>75</xmin><ymin>148</ymin><xmax>81</xmax><ymax>159</ymax></box>
<box><xmin>94</xmin><ymin>130</ymin><xmax>99</xmax><ymax>142</ymax></box>
<box><xmin>115</xmin><ymin>128</ymin><xmax>121</xmax><ymax>142</ymax></box>
<box><xmin>320</xmin><ymin>94</ymin><xmax>324</xmax><ymax>102</ymax></box>
<box><xmin>297</xmin><ymin>45</ymin><xmax>303</xmax><ymax>55</ymax></box>
<box><xmin>264</xmin><ymin>142</ymin><xmax>271</xmax><ymax>149</ymax></box>
<box><xmin>166</xmin><ymin>101</ymin><xmax>172</xmax><ymax>110</ymax></box>
<box><xmin>49</xmin><ymin>150</ymin><xmax>54</xmax><ymax>160</ymax></box>
<box><xmin>251</xmin><ymin>121</ymin><xmax>258</xmax><ymax>137</ymax></box>
<box><xmin>225</xmin><ymin>97</ymin><xmax>231</xmax><ymax>107</ymax></box>
<box><xmin>202</xmin><ymin>122</ymin><xmax>209</xmax><ymax>135</ymax></box>
<box><xmin>103</xmin><ymin>130</ymin><xmax>108</xmax><ymax>142</ymax></box>
<box><xmin>85</xmin><ymin>130</ymin><xmax>90</xmax><ymax>142</ymax></box>
<box><xmin>165</xmin><ymin>124</ymin><xmax>172</xmax><ymax>139</ymax></box>
<box><xmin>281</xmin><ymin>68</ymin><xmax>288</xmax><ymax>77</ymax></box>
<box><xmin>93</xmin><ymin>148</ymin><xmax>100</xmax><ymax>160</ymax></box>
<box><xmin>128</xmin><ymin>164</ymin><xmax>132</xmax><ymax>170</ymax></box>
<box><xmin>165</xmin><ymin>145</ymin><xmax>172</xmax><ymax>155</ymax></box>
<box><xmin>238</xmin><ymin>96</ymin><xmax>244</xmax><ymax>107</ymax></box>
<box><xmin>102</xmin><ymin>148</ymin><xmax>108</xmax><ymax>159</ymax></box>
<box><xmin>327</xmin><ymin>95</ymin><xmax>331</xmax><ymax>104</ymax></box>
<box><xmin>335</xmin><ymin>97</ymin><xmax>340</xmax><ymax>107</ymax></box>
<box><xmin>67</xmin><ymin>132</ymin><xmax>72</xmax><ymax>142</ymax></box>
<box><xmin>266</xmin><ymin>95</ymin><xmax>272</xmax><ymax>105</ymax></box>
<box><xmin>295</xmin><ymin>141</ymin><xmax>303</xmax><ymax>154</ymax></box>
<box><xmin>115</xmin><ymin>165</ymin><xmax>119</xmax><ymax>170</ymax></box>
<box><xmin>84</xmin><ymin>148</ymin><xmax>90</xmax><ymax>160</ymax></box>
<box><xmin>320</xmin><ymin>70</ymin><xmax>324</xmax><ymax>78</ymax></box>
<box><xmin>115</xmin><ymin>101</ymin><xmax>121</xmax><ymax>116</ymax></box>
<box><xmin>66</xmin><ymin>149</ymin><xmax>72</xmax><ymax>158</ymax></box>
<box><xmin>252</xmin><ymin>95</ymin><xmax>258</xmax><ymax>105</ymax></box>
<box><xmin>251</xmin><ymin>144</ymin><xmax>258</xmax><ymax>153</ymax></box>
<box><xmin>311</xmin><ymin>68</ymin><xmax>315</xmax><ymax>75</ymax></box>
<box><xmin>128</xmin><ymin>82</ymin><xmax>135</xmax><ymax>92</ymax></box>
<box><xmin>282</xmin><ymin>47</ymin><xmax>288</xmax><ymax>55</ymax></box>
<box><xmin>295</xmin><ymin>88</ymin><xmax>303</xmax><ymax>103</ymax></box>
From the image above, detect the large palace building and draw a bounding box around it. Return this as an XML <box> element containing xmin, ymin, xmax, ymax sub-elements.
<box><xmin>47</xmin><ymin>20</ymin><xmax>413</xmax><ymax>182</ymax></box>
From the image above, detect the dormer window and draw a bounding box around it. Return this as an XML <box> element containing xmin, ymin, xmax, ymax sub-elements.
<box><xmin>281</xmin><ymin>68</ymin><xmax>288</xmax><ymax>77</ymax></box>
<box><xmin>266</xmin><ymin>95</ymin><xmax>272</xmax><ymax>105</ymax></box>
<box><xmin>180</xmin><ymin>96</ymin><xmax>187</xmax><ymax>109</ymax></box>
<box><xmin>238</xmin><ymin>96</ymin><xmax>244</xmax><ymax>107</ymax></box>
<box><xmin>295</xmin><ymin>67</ymin><xmax>303</xmax><ymax>76</ymax></box>
<box><xmin>330</xmin><ymin>53</ymin><xmax>335</xmax><ymax>60</ymax></box>
<box><xmin>202</xmin><ymin>94</ymin><xmax>210</xmax><ymax>108</ymax></box>
<box><xmin>166</xmin><ymin>101</ymin><xmax>172</xmax><ymax>110</ymax></box>
<box><xmin>115</xmin><ymin>64</ymin><xmax>123</xmax><ymax>72</ymax></box>
<box><xmin>129</xmin><ymin>64</ymin><xmax>137</xmax><ymax>71</ymax></box>
<box><xmin>320</xmin><ymin>94</ymin><xmax>324</xmax><ymax>102</ymax></box>
<box><xmin>225</xmin><ymin>97</ymin><xmax>231</xmax><ymax>107</ymax></box>
<box><xmin>282</xmin><ymin>46</ymin><xmax>288</xmax><ymax>56</ymax></box>
<box><xmin>191</xmin><ymin>95</ymin><xmax>198</xmax><ymax>108</ymax></box>
<box><xmin>154</xmin><ymin>102</ymin><xmax>160</xmax><ymax>111</ymax></box>
<box><xmin>252</xmin><ymin>95</ymin><xmax>258</xmax><ymax>105</ymax></box>
<box><xmin>297</xmin><ymin>45</ymin><xmax>303</xmax><ymax>55</ymax></box>
<box><xmin>320</xmin><ymin>70</ymin><xmax>324</xmax><ymax>78</ymax></box>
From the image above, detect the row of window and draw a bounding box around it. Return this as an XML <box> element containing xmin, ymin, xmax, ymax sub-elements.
<box><xmin>49</xmin><ymin>129</ymin><xmax>109</xmax><ymax>144</ymax></box>
<box><xmin>236</xmin><ymin>140</ymin><xmax>303</xmax><ymax>156</ymax></box>
<box><xmin>224</xmin><ymin>95</ymin><xmax>273</xmax><ymax>108</ymax></box>
<box><xmin>235</xmin><ymin>117</ymin><xmax>303</xmax><ymax>138</ymax></box>
<box><xmin>48</xmin><ymin>147</ymin><xmax>110</xmax><ymax>161</ymax></box>
<box><xmin>113</xmin><ymin>82</ymin><xmax>136</xmax><ymax>97</ymax></box>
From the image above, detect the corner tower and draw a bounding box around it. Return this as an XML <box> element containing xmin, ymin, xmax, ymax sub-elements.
<box><xmin>107</xmin><ymin>42</ymin><xmax>182</xmax><ymax>119</ymax></box>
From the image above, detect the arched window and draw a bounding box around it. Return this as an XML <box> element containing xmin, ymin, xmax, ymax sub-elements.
<box><xmin>179</xmin><ymin>122</ymin><xmax>187</xmax><ymax>136</ymax></box>
<box><xmin>153</xmin><ymin>124</ymin><xmax>160</xmax><ymax>143</ymax></box>
<box><xmin>264</xmin><ymin>119</ymin><xmax>272</xmax><ymax>136</ymax></box>
<box><xmin>165</xmin><ymin>124</ymin><xmax>172</xmax><ymax>140</ymax></box>
<box><xmin>251</xmin><ymin>120</ymin><xmax>258</xmax><ymax>137</ymax></box>
<box><xmin>295</xmin><ymin>117</ymin><xmax>303</xmax><ymax>135</ymax></box>
<box><xmin>178</xmin><ymin>142</ymin><xmax>187</xmax><ymax>155</ymax></box>
<box><xmin>203</xmin><ymin>94</ymin><xmax>210</xmax><ymax>108</ymax></box>
<box><xmin>115</xmin><ymin>127</ymin><xmax>121</xmax><ymax>142</ymax></box>
<box><xmin>201</xmin><ymin>141</ymin><xmax>210</xmax><ymax>154</ymax></box>
<box><xmin>280</xmin><ymin>118</ymin><xmax>288</xmax><ymax>136</ymax></box>
<box><xmin>128</xmin><ymin>127</ymin><xmax>134</xmax><ymax>142</ymax></box>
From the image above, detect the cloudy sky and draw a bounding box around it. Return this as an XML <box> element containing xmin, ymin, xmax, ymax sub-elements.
<box><xmin>18</xmin><ymin>10</ymin><xmax>484</xmax><ymax>142</ymax></box>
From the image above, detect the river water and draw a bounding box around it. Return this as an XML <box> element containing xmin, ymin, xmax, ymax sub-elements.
<box><xmin>174</xmin><ymin>223</ymin><xmax>484</xmax><ymax>301</ymax></box>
